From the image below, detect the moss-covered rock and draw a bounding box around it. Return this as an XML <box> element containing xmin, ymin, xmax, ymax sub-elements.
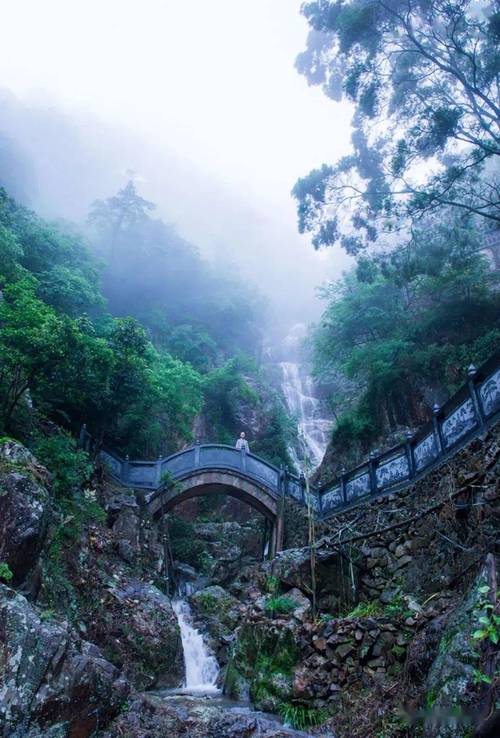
<box><xmin>225</xmin><ymin>621</ymin><xmax>300</xmax><ymax>712</ymax></box>
<box><xmin>0</xmin><ymin>583</ymin><xmax>128</xmax><ymax>737</ymax></box>
<box><xmin>422</xmin><ymin>563</ymin><xmax>498</xmax><ymax>738</ymax></box>
<box><xmin>0</xmin><ymin>440</ymin><xmax>51</xmax><ymax>588</ymax></box>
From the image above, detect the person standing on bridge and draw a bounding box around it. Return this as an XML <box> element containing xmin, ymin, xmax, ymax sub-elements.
<box><xmin>235</xmin><ymin>431</ymin><xmax>249</xmax><ymax>453</ymax></box>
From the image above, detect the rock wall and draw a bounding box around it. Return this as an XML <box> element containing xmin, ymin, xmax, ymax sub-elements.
<box><xmin>0</xmin><ymin>440</ymin><xmax>184</xmax><ymax>737</ymax></box>
<box><xmin>0</xmin><ymin>583</ymin><xmax>129</xmax><ymax>738</ymax></box>
<box><xmin>301</xmin><ymin>424</ymin><xmax>499</xmax><ymax>613</ymax></box>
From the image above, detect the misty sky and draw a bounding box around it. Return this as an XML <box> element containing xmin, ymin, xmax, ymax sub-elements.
<box><xmin>0</xmin><ymin>0</ymin><xmax>353</xmax><ymax>333</ymax></box>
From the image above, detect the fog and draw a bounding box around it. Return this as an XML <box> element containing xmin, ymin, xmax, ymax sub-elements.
<box><xmin>0</xmin><ymin>0</ymin><xmax>353</xmax><ymax>340</ymax></box>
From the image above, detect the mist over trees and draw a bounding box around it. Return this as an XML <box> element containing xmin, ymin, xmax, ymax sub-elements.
<box><xmin>311</xmin><ymin>207</ymin><xmax>500</xmax><ymax>471</ymax></box>
<box><xmin>0</xmin><ymin>178</ymin><xmax>293</xmax><ymax>465</ymax></box>
<box><xmin>293</xmin><ymin>0</ymin><xmax>500</xmax><ymax>253</ymax></box>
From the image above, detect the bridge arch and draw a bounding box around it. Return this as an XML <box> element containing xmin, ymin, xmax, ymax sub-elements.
<box><xmin>146</xmin><ymin>469</ymin><xmax>283</xmax><ymax>555</ymax></box>
<box><xmin>147</xmin><ymin>469</ymin><xmax>279</xmax><ymax>521</ymax></box>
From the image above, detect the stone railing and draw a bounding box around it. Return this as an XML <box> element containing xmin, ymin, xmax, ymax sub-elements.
<box><xmin>78</xmin><ymin>433</ymin><xmax>309</xmax><ymax>504</ymax></box>
<box><xmin>80</xmin><ymin>352</ymin><xmax>500</xmax><ymax>519</ymax></box>
<box><xmin>318</xmin><ymin>352</ymin><xmax>500</xmax><ymax>517</ymax></box>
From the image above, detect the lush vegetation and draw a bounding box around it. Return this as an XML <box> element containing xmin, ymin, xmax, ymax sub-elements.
<box><xmin>0</xmin><ymin>182</ymin><xmax>293</xmax><ymax>465</ymax></box>
<box><xmin>311</xmin><ymin>209</ymin><xmax>500</xmax><ymax>458</ymax></box>
<box><xmin>294</xmin><ymin>0</ymin><xmax>500</xmax><ymax>253</ymax></box>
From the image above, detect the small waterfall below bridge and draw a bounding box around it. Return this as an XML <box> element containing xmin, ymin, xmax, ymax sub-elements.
<box><xmin>280</xmin><ymin>361</ymin><xmax>334</xmax><ymax>471</ymax></box>
<box><xmin>172</xmin><ymin>598</ymin><xmax>220</xmax><ymax>694</ymax></box>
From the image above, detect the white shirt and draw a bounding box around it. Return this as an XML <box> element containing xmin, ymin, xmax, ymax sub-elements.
<box><xmin>236</xmin><ymin>438</ymin><xmax>249</xmax><ymax>452</ymax></box>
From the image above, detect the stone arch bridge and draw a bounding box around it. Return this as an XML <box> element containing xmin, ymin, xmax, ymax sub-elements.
<box><xmin>81</xmin><ymin>441</ymin><xmax>309</xmax><ymax>556</ymax></box>
<box><xmin>79</xmin><ymin>349</ymin><xmax>500</xmax><ymax>552</ymax></box>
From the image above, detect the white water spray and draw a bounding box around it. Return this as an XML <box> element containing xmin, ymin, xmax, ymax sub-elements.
<box><xmin>280</xmin><ymin>361</ymin><xmax>334</xmax><ymax>470</ymax></box>
<box><xmin>172</xmin><ymin>599</ymin><xmax>220</xmax><ymax>694</ymax></box>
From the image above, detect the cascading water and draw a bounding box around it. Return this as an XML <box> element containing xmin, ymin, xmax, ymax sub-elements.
<box><xmin>280</xmin><ymin>361</ymin><xmax>334</xmax><ymax>471</ymax></box>
<box><xmin>172</xmin><ymin>598</ymin><xmax>220</xmax><ymax>694</ymax></box>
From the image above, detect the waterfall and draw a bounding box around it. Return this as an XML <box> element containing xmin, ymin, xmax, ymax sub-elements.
<box><xmin>280</xmin><ymin>361</ymin><xmax>334</xmax><ymax>471</ymax></box>
<box><xmin>172</xmin><ymin>598</ymin><xmax>220</xmax><ymax>694</ymax></box>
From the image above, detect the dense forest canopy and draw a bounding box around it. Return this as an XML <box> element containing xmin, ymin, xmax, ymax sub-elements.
<box><xmin>311</xmin><ymin>207</ymin><xmax>500</xmax><ymax>469</ymax></box>
<box><xmin>290</xmin><ymin>0</ymin><xmax>500</xmax><ymax>470</ymax></box>
<box><xmin>0</xmin><ymin>182</ymin><xmax>293</xmax><ymax>468</ymax></box>
<box><xmin>293</xmin><ymin>0</ymin><xmax>500</xmax><ymax>253</ymax></box>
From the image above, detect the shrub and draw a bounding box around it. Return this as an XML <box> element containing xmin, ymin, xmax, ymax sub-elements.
<box><xmin>263</xmin><ymin>575</ymin><xmax>280</xmax><ymax>595</ymax></box>
<box><xmin>34</xmin><ymin>433</ymin><xmax>92</xmax><ymax>498</ymax></box>
<box><xmin>348</xmin><ymin>600</ymin><xmax>383</xmax><ymax>618</ymax></box>
<box><xmin>279</xmin><ymin>703</ymin><xmax>328</xmax><ymax>730</ymax></box>
<box><xmin>265</xmin><ymin>595</ymin><xmax>298</xmax><ymax>616</ymax></box>
<box><xmin>0</xmin><ymin>562</ymin><xmax>13</xmax><ymax>582</ymax></box>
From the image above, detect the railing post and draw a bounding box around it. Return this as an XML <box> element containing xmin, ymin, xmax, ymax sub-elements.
<box><xmin>155</xmin><ymin>454</ymin><xmax>162</xmax><ymax>487</ymax></box>
<box><xmin>283</xmin><ymin>464</ymin><xmax>289</xmax><ymax>498</ymax></box>
<box><xmin>405</xmin><ymin>431</ymin><xmax>415</xmax><ymax>479</ymax></box>
<box><xmin>368</xmin><ymin>450</ymin><xmax>378</xmax><ymax>494</ymax></box>
<box><xmin>194</xmin><ymin>439</ymin><xmax>201</xmax><ymax>467</ymax></box>
<box><xmin>340</xmin><ymin>467</ymin><xmax>347</xmax><ymax>506</ymax></box>
<box><xmin>467</xmin><ymin>364</ymin><xmax>486</xmax><ymax>426</ymax></box>
<box><xmin>121</xmin><ymin>454</ymin><xmax>130</xmax><ymax>484</ymax></box>
<box><xmin>432</xmin><ymin>403</ymin><xmax>445</xmax><ymax>454</ymax></box>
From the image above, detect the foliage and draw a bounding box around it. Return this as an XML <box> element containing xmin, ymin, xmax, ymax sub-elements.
<box><xmin>196</xmin><ymin>592</ymin><xmax>220</xmax><ymax>614</ymax></box>
<box><xmin>34</xmin><ymin>433</ymin><xmax>93</xmax><ymax>498</ymax></box>
<box><xmin>88</xmin><ymin>180</ymin><xmax>155</xmax><ymax>263</ymax></box>
<box><xmin>348</xmin><ymin>600</ymin><xmax>383</xmax><ymax>618</ymax></box>
<box><xmin>279</xmin><ymin>703</ymin><xmax>328</xmax><ymax>730</ymax></box>
<box><xmin>263</xmin><ymin>575</ymin><xmax>281</xmax><ymax>595</ymax></box>
<box><xmin>294</xmin><ymin>0</ymin><xmax>500</xmax><ymax>252</ymax></box>
<box><xmin>265</xmin><ymin>595</ymin><xmax>298</xmax><ymax>616</ymax></box>
<box><xmin>312</xmin><ymin>216</ymin><xmax>500</xmax><ymax>448</ymax></box>
<box><xmin>164</xmin><ymin>323</ymin><xmax>218</xmax><ymax>373</ymax></box>
<box><xmin>88</xmin><ymin>184</ymin><xmax>263</xmax><ymax>362</ymax></box>
<box><xmin>0</xmin><ymin>562</ymin><xmax>13</xmax><ymax>582</ymax></box>
<box><xmin>252</xmin><ymin>400</ymin><xmax>297</xmax><ymax>469</ymax></box>
<box><xmin>472</xmin><ymin>584</ymin><xmax>500</xmax><ymax>645</ymax></box>
<box><xmin>168</xmin><ymin>516</ymin><xmax>206</xmax><ymax>569</ymax></box>
<box><xmin>0</xmin><ymin>182</ymin><xmax>267</xmax><ymax>461</ymax></box>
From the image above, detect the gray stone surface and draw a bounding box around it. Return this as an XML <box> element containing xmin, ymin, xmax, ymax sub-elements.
<box><xmin>0</xmin><ymin>440</ymin><xmax>51</xmax><ymax>586</ymax></box>
<box><xmin>0</xmin><ymin>584</ymin><xmax>128</xmax><ymax>738</ymax></box>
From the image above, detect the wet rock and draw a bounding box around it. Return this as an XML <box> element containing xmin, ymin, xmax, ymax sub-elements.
<box><xmin>421</xmin><ymin>564</ymin><xmax>495</xmax><ymax>738</ymax></box>
<box><xmin>286</xmin><ymin>587</ymin><xmax>311</xmax><ymax>622</ymax></box>
<box><xmin>112</xmin><ymin>507</ymin><xmax>140</xmax><ymax>564</ymax></box>
<box><xmin>190</xmin><ymin>585</ymin><xmax>241</xmax><ymax>664</ymax></box>
<box><xmin>0</xmin><ymin>440</ymin><xmax>51</xmax><ymax>587</ymax></box>
<box><xmin>102</xmin><ymin>694</ymin><xmax>337</xmax><ymax>737</ymax></box>
<box><xmin>0</xmin><ymin>583</ymin><xmax>128</xmax><ymax>737</ymax></box>
<box><xmin>90</xmin><ymin>578</ymin><xmax>183</xmax><ymax>689</ymax></box>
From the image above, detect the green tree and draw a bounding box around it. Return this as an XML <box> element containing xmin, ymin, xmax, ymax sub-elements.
<box><xmin>312</xmin><ymin>213</ymin><xmax>500</xmax><ymax>449</ymax></box>
<box><xmin>88</xmin><ymin>180</ymin><xmax>155</xmax><ymax>262</ymax></box>
<box><xmin>0</xmin><ymin>187</ymin><xmax>102</xmax><ymax>316</ymax></box>
<box><xmin>0</xmin><ymin>278</ymin><xmax>64</xmax><ymax>429</ymax></box>
<box><xmin>294</xmin><ymin>0</ymin><xmax>500</xmax><ymax>252</ymax></box>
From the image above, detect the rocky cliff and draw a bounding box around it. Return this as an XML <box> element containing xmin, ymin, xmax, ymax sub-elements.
<box><xmin>1</xmin><ymin>422</ymin><xmax>499</xmax><ymax>738</ymax></box>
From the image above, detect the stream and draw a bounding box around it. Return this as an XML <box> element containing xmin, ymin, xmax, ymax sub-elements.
<box><xmin>172</xmin><ymin>598</ymin><xmax>220</xmax><ymax>695</ymax></box>
<box><xmin>152</xmin><ymin>597</ymin><xmax>335</xmax><ymax>737</ymax></box>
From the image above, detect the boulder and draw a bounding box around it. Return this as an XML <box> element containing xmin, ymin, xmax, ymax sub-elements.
<box><xmin>190</xmin><ymin>585</ymin><xmax>241</xmax><ymax>663</ymax></box>
<box><xmin>0</xmin><ymin>584</ymin><xmax>128</xmax><ymax>738</ymax></box>
<box><xmin>422</xmin><ymin>559</ymin><xmax>497</xmax><ymax>738</ymax></box>
<box><xmin>112</xmin><ymin>507</ymin><xmax>140</xmax><ymax>564</ymax></box>
<box><xmin>286</xmin><ymin>587</ymin><xmax>311</xmax><ymax>622</ymax></box>
<box><xmin>102</xmin><ymin>693</ymin><xmax>338</xmax><ymax>737</ymax></box>
<box><xmin>89</xmin><ymin>579</ymin><xmax>183</xmax><ymax>689</ymax></box>
<box><xmin>0</xmin><ymin>440</ymin><xmax>51</xmax><ymax>586</ymax></box>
